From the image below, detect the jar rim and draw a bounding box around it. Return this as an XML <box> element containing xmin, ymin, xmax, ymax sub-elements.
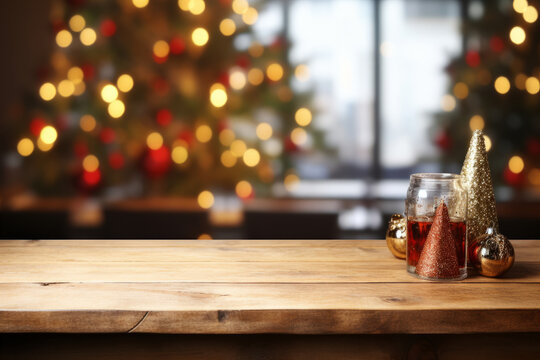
<box><xmin>410</xmin><ymin>173</ymin><xmax>461</xmax><ymax>181</ymax></box>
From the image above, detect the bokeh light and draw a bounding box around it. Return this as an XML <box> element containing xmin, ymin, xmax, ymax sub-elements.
<box><xmin>198</xmin><ymin>233</ymin><xmax>212</xmax><ymax>240</ymax></box>
<box><xmin>58</xmin><ymin>80</ymin><xmax>75</xmax><ymax>97</ymax></box>
<box><xmin>132</xmin><ymin>0</ymin><xmax>149</xmax><ymax>8</ymax></box>
<box><xmin>219</xmin><ymin>129</ymin><xmax>235</xmax><ymax>146</ymax></box>
<box><xmin>83</xmin><ymin>154</ymin><xmax>100</xmax><ymax>172</ymax></box>
<box><xmin>188</xmin><ymin>0</ymin><xmax>205</xmax><ymax>15</ymax></box>
<box><xmin>39</xmin><ymin>82</ymin><xmax>56</xmax><ymax>101</ymax></box>
<box><xmin>178</xmin><ymin>0</ymin><xmax>189</xmax><ymax>11</ymax></box>
<box><xmin>67</xmin><ymin>67</ymin><xmax>84</xmax><ymax>83</ymax></box>
<box><xmin>192</xmin><ymin>27</ymin><xmax>209</xmax><ymax>46</ymax></box>
<box><xmin>291</xmin><ymin>127</ymin><xmax>307</xmax><ymax>146</ymax></box>
<box><xmin>196</xmin><ymin>124</ymin><xmax>213</xmax><ymax>143</ymax></box>
<box><xmin>117</xmin><ymin>74</ymin><xmax>134</xmax><ymax>92</ymax></box>
<box><xmin>295</xmin><ymin>64</ymin><xmax>310</xmax><ymax>81</ymax></box>
<box><xmin>295</xmin><ymin>108</ymin><xmax>312</xmax><ymax>126</ymax></box>
<box><xmin>229</xmin><ymin>70</ymin><xmax>247</xmax><ymax>90</ymax></box>
<box><xmin>469</xmin><ymin>115</ymin><xmax>485</xmax><ymax>131</ymax></box>
<box><xmin>230</xmin><ymin>139</ymin><xmax>247</xmax><ymax>157</ymax></box>
<box><xmin>146</xmin><ymin>132</ymin><xmax>164</xmax><ymax>150</ymax></box>
<box><xmin>235</xmin><ymin>180</ymin><xmax>253</xmax><ymax>198</ymax></box>
<box><xmin>210</xmin><ymin>83</ymin><xmax>228</xmax><ymax>107</ymax></box>
<box><xmin>17</xmin><ymin>138</ymin><xmax>34</xmax><ymax>157</ymax></box>
<box><xmin>108</xmin><ymin>99</ymin><xmax>125</xmax><ymax>118</ymax></box>
<box><xmin>440</xmin><ymin>94</ymin><xmax>456</xmax><ymax>111</ymax></box>
<box><xmin>494</xmin><ymin>76</ymin><xmax>511</xmax><ymax>94</ymax></box>
<box><xmin>80</xmin><ymin>28</ymin><xmax>97</xmax><ymax>46</ymax></box>
<box><xmin>56</xmin><ymin>30</ymin><xmax>73</xmax><ymax>48</ymax></box>
<box><xmin>483</xmin><ymin>135</ymin><xmax>492</xmax><ymax>152</ymax></box>
<box><xmin>232</xmin><ymin>0</ymin><xmax>249</xmax><ymax>14</ymax></box>
<box><xmin>219</xmin><ymin>18</ymin><xmax>236</xmax><ymax>36</ymax></box>
<box><xmin>74</xmin><ymin>81</ymin><xmax>86</xmax><ymax>96</ymax></box>
<box><xmin>513</xmin><ymin>0</ymin><xmax>528</xmax><ymax>13</ymax></box>
<box><xmin>515</xmin><ymin>73</ymin><xmax>527</xmax><ymax>90</ymax></box>
<box><xmin>453</xmin><ymin>82</ymin><xmax>469</xmax><ymax>99</ymax></box>
<box><xmin>248</xmin><ymin>42</ymin><xmax>264</xmax><ymax>57</ymax></box>
<box><xmin>69</xmin><ymin>15</ymin><xmax>86</xmax><ymax>32</ymax></box>
<box><xmin>256</xmin><ymin>123</ymin><xmax>273</xmax><ymax>140</ymax></box>
<box><xmin>284</xmin><ymin>173</ymin><xmax>300</xmax><ymax>191</ymax></box>
<box><xmin>153</xmin><ymin>40</ymin><xmax>170</xmax><ymax>58</ymax></box>
<box><xmin>508</xmin><ymin>155</ymin><xmax>525</xmax><ymax>174</ymax></box>
<box><xmin>101</xmin><ymin>84</ymin><xmax>119</xmax><ymax>103</ymax></box>
<box><xmin>197</xmin><ymin>190</ymin><xmax>214</xmax><ymax>209</ymax></box>
<box><xmin>529</xmin><ymin>168</ymin><xmax>540</xmax><ymax>186</ymax></box>
<box><xmin>525</xmin><ymin>77</ymin><xmax>540</xmax><ymax>94</ymax></box>
<box><xmin>248</xmin><ymin>68</ymin><xmax>264</xmax><ymax>85</ymax></box>
<box><xmin>171</xmin><ymin>145</ymin><xmax>188</xmax><ymax>164</ymax></box>
<box><xmin>221</xmin><ymin>150</ymin><xmax>237</xmax><ymax>167</ymax></box>
<box><xmin>242</xmin><ymin>7</ymin><xmax>258</xmax><ymax>25</ymax></box>
<box><xmin>40</xmin><ymin>125</ymin><xmax>58</xmax><ymax>145</ymax></box>
<box><xmin>510</xmin><ymin>26</ymin><xmax>526</xmax><ymax>45</ymax></box>
<box><xmin>524</xmin><ymin>5</ymin><xmax>538</xmax><ymax>22</ymax></box>
<box><xmin>266</xmin><ymin>63</ymin><xmax>284</xmax><ymax>81</ymax></box>
<box><xmin>80</xmin><ymin>114</ymin><xmax>97</xmax><ymax>132</ymax></box>
<box><xmin>243</xmin><ymin>148</ymin><xmax>260</xmax><ymax>167</ymax></box>
<box><xmin>37</xmin><ymin>138</ymin><xmax>54</xmax><ymax>152</ymax></box>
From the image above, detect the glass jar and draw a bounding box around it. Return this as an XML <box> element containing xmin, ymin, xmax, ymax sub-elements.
<box><xmin>405</xmin><ymin>173</ymin><xmax>467</xmax><ymax>280</ymax></box>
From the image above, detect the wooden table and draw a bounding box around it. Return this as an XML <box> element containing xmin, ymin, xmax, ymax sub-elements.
<box><xmin>1</xmin><ymin>240</ymin><xmax>540</xmax><ymax>359</ymax></box>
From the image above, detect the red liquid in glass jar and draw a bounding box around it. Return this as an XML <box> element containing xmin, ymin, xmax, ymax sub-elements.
<box><xmin>407</xmin><ymin>218</ymin><xmax>467</xmax><ymax>268</ymax></box>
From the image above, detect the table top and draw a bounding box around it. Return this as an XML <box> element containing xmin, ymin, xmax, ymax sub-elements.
<box><xmin>1</xmin><ymin>239</ymin><xmax>539</xmax><ymax>334</ymax></box>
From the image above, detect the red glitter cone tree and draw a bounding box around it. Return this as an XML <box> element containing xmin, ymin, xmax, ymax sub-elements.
<box><xmin>416</xmin><ymin>201</ymin><xmax>460</xmax><ymax>279</ymax></box>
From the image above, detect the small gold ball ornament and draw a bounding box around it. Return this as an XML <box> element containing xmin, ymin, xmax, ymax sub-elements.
<box><xmin>386</xmin><ymin>214</ymin><xmax>407</xmax><ymax>259</ymax></box>
<box><xmin>469</xmin><ymin>227</ymin><xmax>515</xmax><ymax>277</ymax></box>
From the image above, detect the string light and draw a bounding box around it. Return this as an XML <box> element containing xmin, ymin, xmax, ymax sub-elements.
<box><xmin>40</xmin><ymin>125</ymin><xmax>58</xmax><ymax>145</ymax></box>
<box><xmin>483</xmin><ymin>135</ymin><xmax>492</xmax><ymax>152</ymax></box>
<box><xmin>37</xmin><ymin>138</ymin><xmax>54</xmax><ymax>152</ymax></box>
<box><xmin>178</xmin><ymin>0</ymin><xmax>189</xmax><ymax>11</ymax></box>
<box><xmin>229</xmin><ymin>69</ymin><xmax>247</xmax><ymax>90</ymax></box>
<box><xmin>39</xmin><ymin>82</ymin><xmax>56</xmax><ymax>101</ymax></box>
<box><xmin>197</xmin><ymin>190</ymin><xmax>214</xmax><ymax>209</ymax></box>
<box><xmin>146</xmin><ymin>132</ymin><xmax>164</xmax><ymax>150</ymax></box>
<box><xmin>101</xmin><ymin>84</ymin><xmax>119</xmax><ymax>103</ymax></box>
<box><xmin>525</xmin><ymin>77</ymin><xmax>540</xmax><ymax>94</ymax></box>
<box><xmin>196</xmin><ymin>124</ymin><xmax>213</xmax><ymax>143</ymax></box>
<box><xmin>230</xmin><ymin>139</ymin><xmax>247</xmax><ymax>157</ymax></box>
<box><xmin>171</xmin><ymin>145</ymin><xmax>188</xmax><ymax>164</ymax></box>
<box><xmin>67</xmin><ymin>67</ymin><xmax>84</xmax><ymax>83</ymax></box>
<box><xmin>235</xmin><ymin>180</ymin><xmax>253</xmax><ymax>198</ymax></box>
<box><xmin>508</xmin><ymin>155</ymin><xmax>525</xmax><ymax>174</ymax></box>
<box><xmin>291</xmin><ymin>127</ymin><xmax>307</xmax><ymax>146</ymax></box>
<box><xmin>117</xmin><ymin>74</ymin><xmax>134</xmax><ymax>92</ymax></box>
<box><xmin>219</xmin><ymin>18</ymin><xmax>236</xmax><ymax>36</ymax></box>
<box><xmin>295</xmin><ymin>108</ymin><xmax>312</xmax><ymax>126</ymax></box>
<box><xmin>132</xmin><ymin>0</ymin><xmax>149</xmax><ymax>8</ymax></box>
<box><xmin>524</xmin><ymin>5</ymin><xmax>538</xmax><ymax>22</ymax></box>
<box><xmin>295</xmin><ymin>64</ymin><xmax>310</xmax><ymax>81</ymax></box>
<box><xmin>242</xmin><ymin>7</ymin><xmax>258</xmax><ymax>25</ymax></box>
<box><xmin>108</xmin><ymin>99</ymin><xmax>125</xmax><ymax>118</ymax></box>
<box><xmin>469</xmin><ymin>115</ymin><xmax>485</xmax><ymax>131</ymax></box>
<box><xmin>56</xmin><ymin>30</ymin><xmax>72</xmax><ymax>48</ymax></box>
<box><xmin>453</xmin><ymin>82</ymin><xmax>469</xmax><ymax>99</ymax></box>
<box><xmin>82</xmin><ymin>154</ymin><xmax>100</xmax><ymax>172</ymax></box>
<box><xmin>80</xmin><ymin>28</ymin><xmax>97</xmax><ymax>46</ymax></box>
<box><xmin>153</xmin><ymin>40</ymin><xmax>170</xmax><ymax>58</ymax></box>
<box><xmin>57</xmin><ymin>80</ymin><xmax>75</xmax><ymax>97</ymax></box>
<box><xmin>192</xmin><ymin>27</ymin><xmax>209</xmax><ymax>46</ymax></box>
<box><xmin>219</xmin><ymin>129</ymin><xmax>235</xmax><ymax>146</ymax></box>
<box><xmin>284</xmin><ymin>173</ymin><xmax>300</xmax><ymax>191</ymax></box>
<box><xmin>243</xmin><ymin>148</ymin><xmax>260</xmax><ymax>167</ymax></box>
<box><xmin>232</xmin><ymin>0</ymin><xmax>249</xmax><ymax>14</ymax></box>
<box><xmin>17</xmin><ymin>138</ymin><xmax>34</xmax><ymax>157</ymax></box>
<box><xmin>69</xmin><ymin>15</ymin><xmax>86</xmax><ymax>32</ymax></box>
<box><xmin>266</xmin><ymin>63</ymin><xmax>284</xmax><ymax>81</ymax></box>
<box><xmin>513</xmin><ymin>0</ymin><xmax>528</xmax><ymax>13</ymax></box>
<box><xmin>440</xmin><ymin>94</ymin><xmax>456</xmax><ymax>111</ymax></box>
<box><xmin>494</xmin><ymin>76</ymin><xmax>511</xmax><ymax>94</ymax></box>
<box><xmin>248</xmin><ymin>68</ymin><xmax>264</xmax><ymax>85</ymax></box>
<box><xmin>510</xmin><ymin>26</ymin><xmax>526</xmax><ymax>45</ymax></box>
<box><xmin>80</xmin><ymin>114</ymin><xmax>96</xmax><ymax>132</ymax></box>
<box><xmin>188</xmin><ymin>0</ymin><xmax>205</xmax><ymax>15</ymax></box>
<box><xmin>221</xmin><ymin>150</ymin><xmax>237</xmax><ymax>167</ymax></box>
<box><xmin>256</xmin><ymin>123</ymin><xmax>273</xmax><ymax>140</ymax></box>
<box><xmin>209</xmin><ymin>83</ymin><xmax>227</xmax><ymax>107</ymax></box>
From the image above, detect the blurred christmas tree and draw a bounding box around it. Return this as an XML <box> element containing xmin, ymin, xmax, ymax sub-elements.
<box><xmin>434</xmin><ymin>0</ymin><xmax>540</xmax><ymax>188</ymax></box>
<box><xmin>13</xmin><ymin>0</ymin><xmax>322</xmax><ymax>202</ymax></box>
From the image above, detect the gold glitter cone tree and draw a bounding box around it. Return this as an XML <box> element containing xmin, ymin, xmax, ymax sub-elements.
<box><xmin>461</xmin><ymin>130</ymin><xmax>499</xmax><ymax>243</ymax></box>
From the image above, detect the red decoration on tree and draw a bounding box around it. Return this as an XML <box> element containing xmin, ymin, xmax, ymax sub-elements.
<box><xmin>153</xmin><ymin>53</ymin><xmax>168</xmax><ymax>64</ymax></box>
<box><xmin>73</xmin><ymin>141</ymin><xmax>89</xmax><ymax>158</ymax></box>
<box><xmin>152</xmin><ymin>78</ymin><xmax>170</xmax><ymax>95</ymax></box>
<box><xmin>284</xmin><ymin>136</ymin><xmax>299</xmax><ymax>153</ymax></box>
<box><xmin>465</xmin><ymin>50</ymin><xmax>480</xmax><ymax>68</ymax></box>
<box><xmin>489</xmin><ymin>36</ymin><xmax>504</xmax><ymax>53</ymax></box>
<box><xmin>81</xmin><ymin>169</ymin><xmax>101</xmax><ymax>188</ymax></box>
<box><xmin>99</xmin><ymin>127</ymin><xmax>116</xmax><ymax>144</ymax></box>
<box><xmin>415</xmin><ymin>201</ymin><xmax>460</xmax><ymax>279</ymax></box>
<box><xmin>235</xmin><ymin>55</ymin><xmax>251</xmax><ymax>69</ymax></box>
<box><xmin>143</xmin><ymin>146</ymin><xmax>171</xmax><ymax>178</ymax></box>
<box><xmin>29</xmin><ymin>117</ymin><xmax>46</xmax><ymax>137</ymax></box>
<box><xmin>218</xmin><ymin>72</ymin><xmax>230</xmax><ymax>87</ymax></box>
<box><xmin>504</xmin><ymin>167</ymin><xmax>525</xmax><ymax>187</ymax></box>
<box><xmin>435</xmin><ymin>130</ymin><xmax>452</xmax><ymax>151</ymax></box>
<box><xmin>100</xmin><ymin>19</ymin><xmax>116</xmax><ymax>37</ymax></box>
<box><xmin>108</xmin><ymin>152</ymin><xmax>125</xmax><ymax>169</ymax></box>
<box><xmin>156</xmin><ymin>109</ymin><xmax>172</xmax><ymax>126</ymax></box>
<box><xmin>81</xmin><ymin>63</ymin><xmax>95</xmax><ymax>80</ymax></box>
<box><xmin>170</xmin><ymin>37</ymin><xmax>186</xmax><ymax>54</ymax></box>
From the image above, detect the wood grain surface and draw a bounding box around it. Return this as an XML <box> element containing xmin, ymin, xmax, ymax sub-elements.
<box><xmin>0</xmin><ymin>240</ymin><xmax>539</xmax><ymax>334</ymax></box>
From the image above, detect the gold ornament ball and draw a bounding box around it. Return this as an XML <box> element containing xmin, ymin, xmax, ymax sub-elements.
<box><xmin>386</xmin><ymin>214</ymin><xmax>407</xmax><ymax>259</ymax></box>
<box><xmin>470</xmin><ymin>228</ymin><xmax>515</xmax><ymax>277</ymax></box>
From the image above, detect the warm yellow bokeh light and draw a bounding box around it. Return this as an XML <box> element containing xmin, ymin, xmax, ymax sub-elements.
<box><xmin>524</xmin><ymin>5</ymin><xmax>538</xmax><ymax>22</ymax></box>
<box><xmin>178</xmin><ymin>0</ymin><xmax>190</xmax><ymax>11</ymax></box>
<box><xmin>510</xmin><ymin>26</ymin><xmax>526</xmax><ymax>45</ymax></box>
<box><xmin>39</xmin><ymin>82</ymin><xmax>56</xmax><ymax>101</ymax></box>
<box><xmin>192</xmin><ymin>27</ymin><xmax>209</xmax><ymax>46</ymax></box>
<box><xmin>513</xmin><ymin>0</ymin><xmax>528</xmax><ymax>13</ymax></box>
<box><xmin>295</xmin><ymin>108</ymin><xmax>312</xmax><ymax>126</ymax></box>
<box><xmin>508</xmin><ymin>155</ymin><xmax>525</xmax><ymax>174</ymax></box>
<box><xmin>515</xmin><ymin>73</ymin><xmax>527</xmax><ymax>90</ymax></box>
<box><xmin>291</xmin><ymin>127</ymin><xmax>307</xmax><ymax>146</ymax></box>
<box><xmin>266</xmin><ymin>63</ymin><xmax>284</xmax><ymax>81</ymax></box>
<box><xmin>232</xmin><ymin>0</ymin><xmax>249</xmax><ymax>14</ymax></box>
<box><xmin>453</xmin><ymin>82</ymin><xmax>469</xmax><ymax>99</ymax></box>
<box><xmin>73</xmin><ymin>81</ymin><xmax>86</xmax><ymax>96</ymax></box>
<box><xmin>197</xmin><ymin>190</ymin><xmax>214</xmax><ymax>209</ymax></box>
<box><xmin>80</xmin><ymin>28</ymin><xmax>97</xmax><ymax>46</ymax></box>
<box><xmin>198</xmin><ymin>233</ymin><xmax>212</xmax><ymax>240</ymax></box>
<box><xmin>440</xmin><ymin>94</ymin><xmax>456</xmax><ymax>111</ymax></box>
<box><xmin>132</xmin><ymin>0</ymin><xmax>149</xmax><ymax>8</ymax></box>
<box><xmin>101</xmin><ymin>84</ymin><xmax>119</xmax><ymax>103</ymax></box>
<box><xmin>248</xmin><ymin>68</ymin><xmax>264</xmax><ymax>85</ymax></box>
<box><xmin>80</xmin><ymin>114</ymin><xmax>97</xmax><ymax>132</ymax></box>
<box><xmin>67</xmin><ymin>67</ymin><xmax>84</xmax><ymax>83</ymax></box>
<box><xmin>235</xmin><ymin>180</ymin><xmax>253</xmax><ymax>198</ymax></box>
<box><xmin>219</xmin><ymin>129</ymin><xmax>235</xmax><ymax>146</ymax></box>
<box><xmin>146</xmin><ymin>132</ymin><xmax>164</xmax><ymax>150</ymax></box>
<box><xmin>528</xmin><ymin>168</ymin><xmax>540</xmax><ymax>186</ymax></box>
<box><xmin>469</xmin><ymin>115</ymin><xmax>485</xmax><ymax>131</ymax></box>
<box><xmin>525</xmin><ymin>77</ymin><xmax>540</xmax><ymax>94</ymax></box>
<box><xmin>56</xmin><ymin>30</ymin><xmax>72</xmax><ymax>48</ymax></box>
<box><xmin>117</xmin><ymin>74</ymin><xmax>134</xmax><ymax>92</ymax></box>
<box><xmin>230</xmin><ymin>139</ymin><xmax>247</xmax><ymax>157</ymax></box>
<box><xmin>153</xmin><ymin>40</ymin><xmax>170</xmax><ymax>58</ymax></box>
<box><xmin>108</xmin><ymin>99</ymin><xmax>125</xmax><ymax>118</ymax></box>
<box><xmin>82</xmin><ymin>154</ymin><xmax>100</xmax><ymax>172</ymax></box>
<box><xmin>69</xmin><ymin>15</ymin><xmax>86</xmax><ymax>32</ymax></box>
<box><xmin>494</xmin><ymin>76</ymin><xmax>511</xmax><ymax>94</ymax></box>
<box><xmin>243</xmin><ymin>148</ymin><xmax>260</xmax><ymax>167</ymax></box>
<box><xmin>256</xmin><ymin>123</ymin><xmax>273</xmax><ymax>141</ymax></box>
<box><xmin>295</xmin><ymin>64</ymin><xmax>310</xmax><ymax>82</ymax></box>
<box><xmin>483</xmin><ymin>135</ymin><xmax>492</xmax><ymax>152</ymax></box>
<box><xmin>171</xmin><ymin>145</ymin><xmax>188</xmax><ymax>164</ymax></box>
<box><xmin>196</xmin><ymin>124</ymin><xmax>213</xmax><ymax>143</ymax></box>
<box><xmin>219</xmin><ymin>18</ymin><xmax>236</xmax><ymax>36</ymax></box>
<box><xmin>248</xmin><ymin>42</ymin><xmax>264</xmax><ymax>57</ymax></box>
<box><xmin>221</xmin><ymin>150</ymin><xmax>237</xmax><ymax>167</ymax></box>
<box><xmin>284</xmin><ymin>173</ymin><xmax>300</xmax><ymax>191</ymax></box>
<box><xmin>188</xmin><ymin>0</ymin><xmax>205</xmax><ymax>15</ymax></box>
<box><xmin>40</xmin><ymin>125</ymin><xmax>58</xmax><ymax>145</ymax></box>
<box><xmin>37</xmin><ymin>138</ymin><xmax>54</xmax><ymax>152</ymax></box>
<box><xmin>58</xmin><ymin>80</ymin><xmax>75</xmax><ymax>97</ymax></box>
<box><xmin>210</xmin><ymin>84</ymin><xmax>228</xmax><ymax>107</ymax></box>
<box><xmin>17</xmin><ymin>138</ymin><xmax>34</xmax><ymax>157</ymax></box>
<box><xmin>242</xmin><ymin>7</ymin><xmax>258</xmax><ymax>25</ymax></box>
<box><xmin>229</xmin><ymin>70</ymin><xmax>247</xmax><ymax>90</ymax></box>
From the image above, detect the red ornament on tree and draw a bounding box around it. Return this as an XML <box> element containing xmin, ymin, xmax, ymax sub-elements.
<box><xmin>99</xmin><ymin>127</ymin><xmax>116</xmax><ymax>144</ymax></box>
<box><xmin>503</xmin><ymin>167</ymin><xmax>525</xmax><ymax>187</ymax></box>
<box><xmin>435</xmin><ymin>130</ymin><xmax>452</xmax><ymax>151</ymax></box>
<box><xmin>284</xmin><ymin>136</ymin><xmax>299</xmax><ymax>153</ymax></box>
<box><xmin>81</xmin><ymin>63</ymin><xmax>95</xmax><ymax>81</ymax></box>
<box><xmin>489</xmin><ymin>36</ymin><xmax>504</xmax><ymax>53</ymax></box>
<box><xmin>465</xmin><ymin>50</ymin><xmax>480</xmax><ymax>68</ymax></box>
<box><xmin>100</xmin><ymin>19</ymin><xmax>116</xmax><ymax>37</ymax></box>
<box><xmin>170</xmin><ymin>37</ymin><xmax>186</xmax><ymax>55</ymax></box>
<box><xmin>235</xmin><ymin>55</ymin><xmax>251</xmax><ymax>69</ymax></box>
<box><xmin>156</xmin><ymin>109</ymin><xmax>172</xmax><ymax>126</ymax></box>
<box><xmin>29</xmin><ymin>117</ymin><xmax>46</xmax><ymax>137</ymax></box>
<box><xmin>178</xmin><ymin>130</ymin><xmax>194</xmax><ymax>148</ymax></box>
<box><xmin>108</xmin><ymin>152</ymin><xmax>125</xmax><ymax>169</ymax></box>
<box><xmin>143</xmin><ymin>146</ymin><xmax>171</xmax><ymax>178</ymax></box>
<box><xmin>73</xmin><ymin>141</ymin><xmax>89</xmax><ymax>158</ymax></box>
